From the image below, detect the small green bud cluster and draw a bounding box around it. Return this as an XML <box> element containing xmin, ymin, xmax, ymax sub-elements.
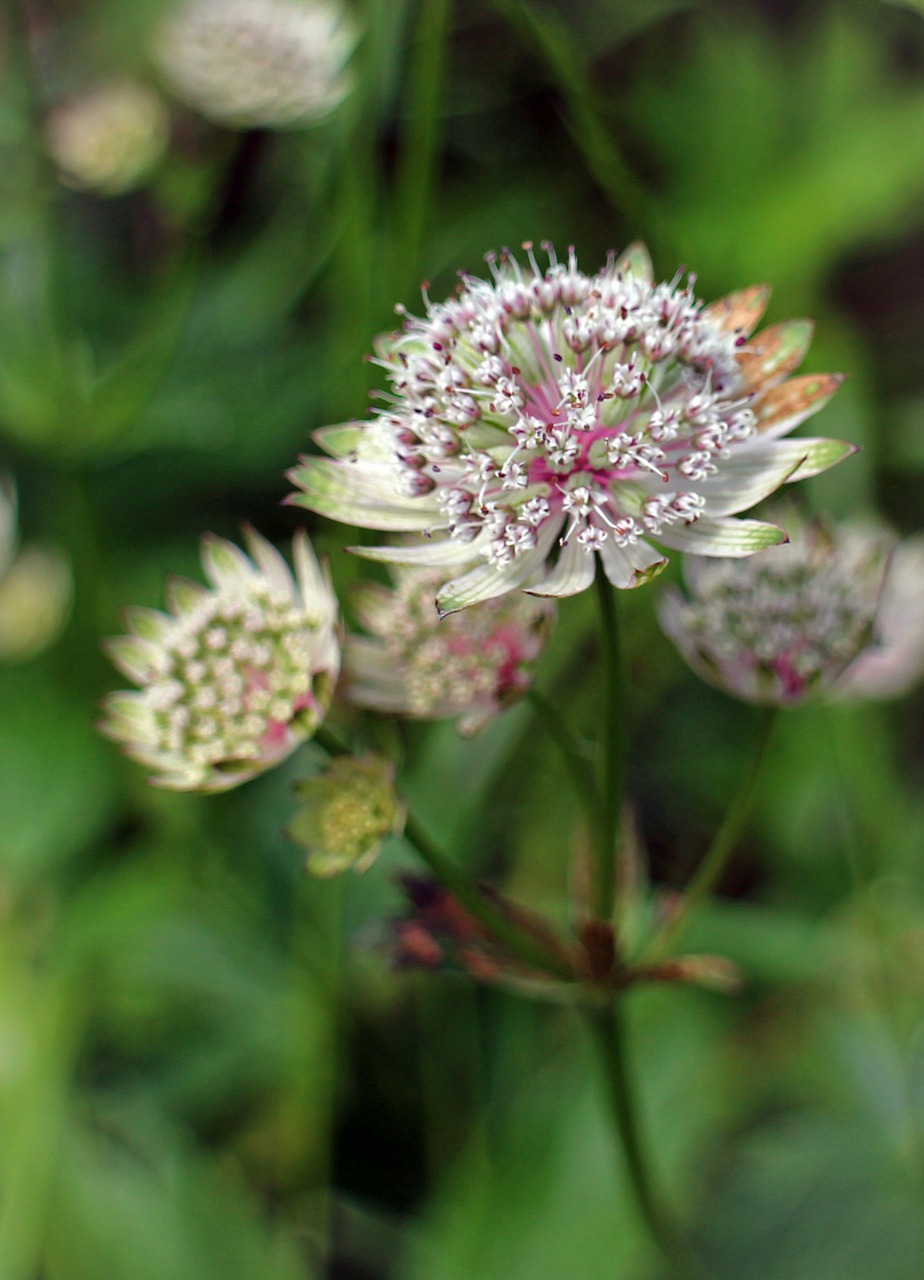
<box><xmin>289</xmin><ymin>756</ymin><xmax>404</xmax><ymax>877</ymax></box>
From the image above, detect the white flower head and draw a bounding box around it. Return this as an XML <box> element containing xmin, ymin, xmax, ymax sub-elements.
<box><xmin>46</xmin><ymin>80</ymin><xmax>170</xmax><ymax>196</ymax></box>
<box><xmin>155</xmin><ymin>0</ymin><xmax>357</xmax><ymax>129</ymax></box>
<box><xmin>0</xmin><ymin>476</ymin><xmax>72</xmax><ymax>662</ymax></box>
<box><xmin>834</xmin><ymin>531</ymin><xmax>924</xmax><ymax>701</ymax></box>
<box><xmin>101</xmin><ymin>528</ymin><xmax>340</xmax><ymax>790</ymax></box>
<box><xmin>289</xmin><ymin>243</ymin><xmax>853</xmax><ymax>616</ymax></box>
<box><xmin>343</xmin><ymin>564</ymin><xmax>555</xmax><ymax>735</ymax></box>
<box><xmin>657</xmin><ymin>508</ymin><xmax>893</xmax><ymax>706</ymax></box>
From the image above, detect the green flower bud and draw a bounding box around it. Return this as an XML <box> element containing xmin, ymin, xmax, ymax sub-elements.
<box><xmin>289</xmin><ymin>756</ymin><xmax>404</xmax><ymax>877</ymax></box>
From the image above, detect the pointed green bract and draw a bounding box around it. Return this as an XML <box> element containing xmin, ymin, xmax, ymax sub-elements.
<box><xmin>658</xmin><ymin>516</ymin><xmax>787</xmax><ymax>557</ymax></box>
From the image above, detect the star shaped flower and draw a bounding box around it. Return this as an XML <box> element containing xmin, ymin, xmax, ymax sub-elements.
<box><xmin>102</xmin><ymin>529</ymin><xmax>339</xmax><ymax>790</ymax></box>
<box><xmin>289</xmin><ymin>243</ymin><xmax>853</xmax><ymax>615</ymax></box>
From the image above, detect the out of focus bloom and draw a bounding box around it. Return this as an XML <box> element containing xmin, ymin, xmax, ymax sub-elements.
<box><xmin>289</xmin><ymin>243</ymin><xmax>852</xmax><ymax>615</ymax></box>
<box><xmin>101</xmin><ymin>529</ymin><xmax>339</xmax><ymax>790</ymax></box>
<box><xmin>835</xmin><ymin>533</ymin><xmax>924</xmax><ymax>700</ymax></box>
<box><xmin>0</xmin><ymin>478</ymin><xmax>71</xmax><ymax>661</ymax></box>
<box><xmin>288</xmin><ymin>755</ymin><xmax>404</xmax><ymax>876</ymax></box>
<box><xmin>657</xmin><ymin>510</ymin><xmax>896</xmax><ymax>706</ymax></box>
<box><xmin>344</xmin><ymin>564</ymin><xmax>555</xmax><ymax>734</ymax></box>
<box><xmin>155</xmin><ymin>0</ymin><xmax>356</xmax><ymax>129</ymax></box>
<box><xmin>46</xmin><ymin>80</ymin><xmax>170</xmax><ymax>195</ymax></box>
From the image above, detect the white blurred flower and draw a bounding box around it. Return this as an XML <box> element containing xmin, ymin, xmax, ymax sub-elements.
<box><xmin>344</xmin><ymin>564</ymin><xmax>555</xmax><ymax>735</ymax></box>
<box><xmin>836</xmin><ymin>533</ymin><xmax>924</xmax><ymax>700</ymax></box>
<box><xmin>101</xmin><ymin>529</ymin><xmax>340</xmax><ymax>790</ymax></box>
<box><xmin>155</xmin><ymin>0</ymin><xmax>356</xmax><ymax>128</ymax></box>
<box><xmin>657</xmin><ymin>509</ymin><xmax>896</xmax><ymax>706</ymax></box>
<box><xmin>0</xmin><ymin>478</ymin><xmax>72</xmax><ymax>663</ymax></box>
<box><xmin>289</xmin><ymin>243</ymin><xmax>852</xmax><ymax>616</ymax></box>
<box><xmin>46</xmin><ymin>80</ymin><xmax>170</xmax><ymax>196</ymax></box>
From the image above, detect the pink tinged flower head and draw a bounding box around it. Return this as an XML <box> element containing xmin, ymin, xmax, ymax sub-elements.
<box><xmin>343</xmin><ymin>564</ymin><xmax>555</xmax><ymax>735</ymax></box>
<box><xmin>101</xmin><ymin>529</ymin><xmax>340</xmax><ymax>791</ymax></box>
<box><xmin>155</xmin><ymin>0</ymin><xmax>357</xmax><ymax>129</ymax></box>
<box><xmin>657</xmin><ymin>509</ymin><xmax>892</xmax><ymax>706</ymax></box>
<box><xmin>834</xmin><ymin>532</ymin><xmax>924</xmax><ymax>701</ymax></box>
<box><xmin>288</xmin><ymin>243</ymin><xmax>853</xmax><ymax>615</ymax></box>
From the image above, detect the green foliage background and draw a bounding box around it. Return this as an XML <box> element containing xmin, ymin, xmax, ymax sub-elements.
<box><xmin>3</xmin><ymin>0</ymin><xmax>924</xmax><ymax>1276</ymax></box>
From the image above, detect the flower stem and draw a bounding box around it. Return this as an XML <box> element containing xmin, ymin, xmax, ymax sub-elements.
<box><xmin>594</xmin><ymin>570</ymin><xmax>625</xmax><ymax>923</ymax></box>
<box><xmin>585</xmin><ymin>1002</ymin><xmax>710</xmax><ymax>1280</ymax></box>
<box><xmin>646</xmin><ymin>705</ymin><xmax>777</xmax><ymax>963</ymax></box>
<box><xmin>527</xmin><ymin>686</ymin><xmax>601</xmax><ymax>832</ymax></box>
<box><xmin>312</xmin><ymin>725</ymin><xmax>572</xmax><ymax>980</ymax></box>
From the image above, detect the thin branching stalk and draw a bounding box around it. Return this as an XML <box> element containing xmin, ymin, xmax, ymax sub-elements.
<box><xmin>586</xmin><ymin>1002</ymin><xmax>710</xmax><ymax>1280</ymax></box>
<box><xmin>313</xmin><ymin>725</ymin><xmax>572</xmax><ymax>979</ymax></box>
<box><xmin>594</xmin><ymin>570</ymin><xmax>625</xmax><ymax>923</ymax></box>
<box><xmin>646</xmin><ymin>705</ymin><xmax>777</xmax><ymax>962</ymax></box>
<box><xmin>527</xmin><ymin>686</ymin><xmax>602</xmax><ymax>833</ymax></box>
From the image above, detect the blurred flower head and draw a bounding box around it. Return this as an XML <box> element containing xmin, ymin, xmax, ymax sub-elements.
<box><xmin>155</xmin><ymin>0</ymin><xmax>356</xmax><ymax>129</ymax></box>
<box><xmin>288</xmin><ymin>754</ymin><xmax>404</xmax><ymax>877</ymax></box>
<box><xmin>344</xmin><ymin>564</ymin><xmax>555</xmax><ymax>734</ymax></box>
<box><xmin>102</xmin><ymin>529</ymin><xmax>340</xmax><ymax>790</ymax></box>
<box><xmin>0</xmin><ymin>477</ymin><xmax>72</xmax><ymax>663</ymax></box>
<box><xmin>835</xmin><ymin>532</ymin><xmax>924</xmax><ymax>701</ymax></box>
<box><xmin>46</xmin><ymin>80</ymin><xmax>170</xmax><ymax>196</ymax></box>
<box><xmin>657</xmin><ymin>509</ymin><xmax>897</xmax><ymax>706</ymax></box>
<box><xmin>290</xmin><ymin>243</ymin><xmax>852</xmax><ymax>616</ymax></box>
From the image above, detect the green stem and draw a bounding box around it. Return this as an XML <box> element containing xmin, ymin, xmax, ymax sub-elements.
<box><xmin>403</xmin><ymin>811</ymin><xmax>571</xmax><ymax>979</ymax></box>
<box><xmin>647</xmin><ymin>705</ymin><xmax>777</xmax><ymax>962</ymax></box>
<box><xmin>392</xmin><ymin>0</ymin><xmax>453</xmax><ymax>294</ymax></box>
<box><xmin>527</xmin><ymin>686</ymin><xmax>601</xmax><ymax>833</ymax></box>
<box><xmin>586</xmin><ymin>1003</ymin><xmax>709</xmax><ymax>1280</ymax></box>
<box><xmin>594</xmin><ymin>570</ymin><xmax>625</xmax><ymax>923</ymax></box>
<box><xmin>313</xmin><ymin>726</ymin><xmax>572</xmax><ymax>980</ymax></box>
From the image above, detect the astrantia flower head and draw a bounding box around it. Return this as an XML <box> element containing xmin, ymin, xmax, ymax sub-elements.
<box><xmin>102</xmin><ymin>529</ymin><xmax>339</xmax><ymax>790</ymax></box>
<box><xmin>657</xmin><ymin>509</ymin><xmax>892</xmax><ymax>706</ymax></box>
<box><xmin>46</xmin><ymin>80</ymin><xmax>170</xmax><ymax>196</ymax></box>
<box><xmin>834</xmin><ymin>532</ymin><xmax>924</xmax><ymax>701</ymax></box>
<box><xmin>289</xmin><ymin>243</ymin><xmax>853</xmax><ymax>615</ymax></box>
<box><xmin>344</xmin><ymin>564</ymin><xmax>555</xmax><ymax>734</ymax></box>
<box><xmin>155</xmin><ymin>0</ymin><xmax>356</xmax><ymax>129</ymax></box>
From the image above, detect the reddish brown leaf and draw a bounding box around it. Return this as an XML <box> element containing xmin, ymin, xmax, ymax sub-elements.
<box><xmin>737</xmin><ymin>319</ymin><xmax>814</xmax><ymax>390</ymax></box>
<box><xmin>704</xmin><ymin>284</ymin><xmax>771</xmax><ymax>338</ymax></box>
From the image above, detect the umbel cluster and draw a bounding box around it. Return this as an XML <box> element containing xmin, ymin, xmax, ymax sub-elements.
<box><xmin>102</xmin><ymin>246</ymin><xmax>924</xmax><ymax>863</ymax></box>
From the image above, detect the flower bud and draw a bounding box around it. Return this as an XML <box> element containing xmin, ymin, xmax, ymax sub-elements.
<box><xmin>288</xmin><ymin>755</ymin><xmax>404</xmax><ymax>877</ymax></box>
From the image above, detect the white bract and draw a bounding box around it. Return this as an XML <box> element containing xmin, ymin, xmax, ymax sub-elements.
<box><xmin>290</xmin><ymin>243</ymin><xmax>852</xmax><ymax>616</ymax></box>
<box><xmin>344</xmin><ymin>564</ymin><xmax>555</xmax><ymax>735</ymax></box>
<box><xmin>155</xmin><ymin>0</ymin><xmax>356</xmax><ymax>128</ymax></box>
<box><xmin>102</xmin><ymin>529</ymin><xmax>339</xmax><ymax>790</ymax></box>
<box><xmin>657</xmin><ymin>510</ymin><xmax>897</xmax><ymax>706</ymax></box>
